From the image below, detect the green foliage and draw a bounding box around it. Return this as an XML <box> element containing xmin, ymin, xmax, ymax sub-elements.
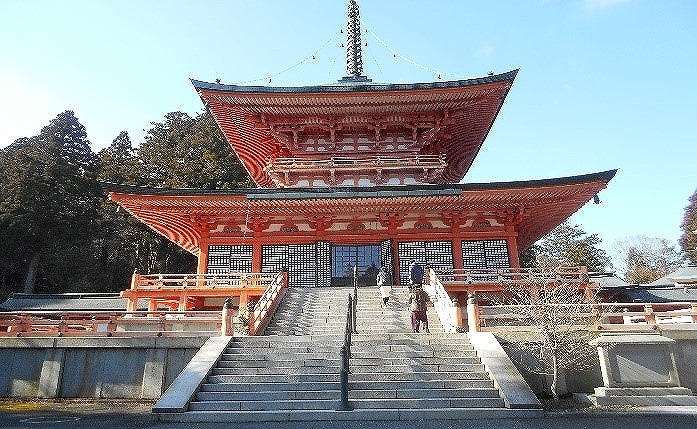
<box><xmin>0</xmin><ymin>111</ymin><xmax>102</xmax><ymax>293</ymax></box>
<box><xmin>137</xmin><ymin>111</ymin><xmax>250</xmax><ymax>189</ymax></box>
<box><xmin>533</xmin><ymin>222</ymin><xmax>611</xmax><ymax>272</ymax></box>
<box><xmin>0</xmin><ymin>109</ymin><xmax>250</xmax><ymax>296</ymax></box>
<box><xmin>615</xmin><ymin>236</ymin><xmax>684</xmax><ymax>284</ymax></box>
<box><xmin>680</xmin><ymin>188</ymin><xmax>697</xmax><ymax>263</ymax></box>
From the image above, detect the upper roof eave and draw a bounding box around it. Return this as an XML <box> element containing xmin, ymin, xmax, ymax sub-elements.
<box><xmin>102</xmin><ymin>169</ymin><xmax>617</xmax><ymax>199</ymax></box>
<box><xmin>190</xmin><ymin>69</ymin><xmax>519</xmax><ymax>95</ymax></box>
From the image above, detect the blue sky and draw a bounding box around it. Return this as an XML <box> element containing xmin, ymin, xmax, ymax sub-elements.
<box><xmin>1</xmin><ymin>0</ymin><xmax>695</xmax><ymax>268</ymax></box>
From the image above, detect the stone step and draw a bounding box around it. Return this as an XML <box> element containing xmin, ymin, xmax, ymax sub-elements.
<box><xmin>212</xmin><ymin>366</ymin><xmax>339</xmax><ymax>375</ymax></box>
<box><xmin>348</xmin><ymin>379</ymin><xmax>495</xmax><ymax>390</ymax></box>
<box><xmin>226</xmin><ymin>346</ymin><xmax>341</xmax><ymax>354</ymax></box>
<box><xmin>349</xmin><ymin>363</ymin><xmax>485</xmax><ymax>373</ymax></box>
<box><xmin>349</xmin><ymin>371</ymin><xmax>491</xmax><ymax>382</ymax></box>
<box><xmin>349</xmin><ymin>397</ymin><xmax>506</xmax><ymax>409</ymax></box>
<box><xmin>351</xmin><ymin>343</ymin><xmax>474</xmax><ymax>352</ymax></box>
<box><xmin>350</xmin><ymin>350</ymin><xmax>473</xmax><ymax>358</ymax></box>
<box><xmin>218</xmin><ymin>358</ymin><xmax>340</xmax><ymax>368</ymax></box>
<box><xmin>200</xmin><ymin>381</ymin><xmax>341</xmax><ymax>392</ymax></box>
<box><xmin>189</xmin><ymin>399</ymin><xmax>341</xmax><ymax>411</ymax></box>
<box><xmin>196</xmin><ymin>390</ymin><xmax>340</xmax><ymax>402</ymax></box>
<box><xmin>232</xmin><ymin>335</ymin><xmax>344</xmax><ymax>342</ymax></box>
<box><xmin>349</xmin><ymin>388</ymin><xmax>500</xmax><ymax>399</ymax></box>
<box><xmin>351</xmin><ymin>333</ymin><xmax>469</xmax><ymax>341</ymax></box>
<box><xmin>156</xmin><ymin>408</ymin><xmax>544</xmax><ymax>423</ymax></box>
<box><xmin>222</xmin><ymin>352</ymin><xmax>341</xmax><ymax>360</ymax></box>
<box><xmin>208</xmin><ymin>374</ymin><xmax>340</xmax><ymax>384</ymax></box>
<box><xmin>350</xmin><ymin>356</ymin><xmax>480</xmax><ymax>365</ymax></box>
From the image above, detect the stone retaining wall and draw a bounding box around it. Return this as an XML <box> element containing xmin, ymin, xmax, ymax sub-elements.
<box><xmin>495</xmin><ymin>329</ymin><xmax>697</xmax><ymax>396</ymax></box>
<box><xmin>0</xmin><ymin>337</ymin><xmax>208</xmax><ymax>399</ymax></box>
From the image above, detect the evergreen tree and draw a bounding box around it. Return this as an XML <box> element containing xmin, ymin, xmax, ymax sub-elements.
<box><xmin>137</xmin><ymin>111</ymin><xmax>249</xmax><ymax>189</ymax></box>
<box><xmin>534</xmin><ymin>222</ymin><xmax>611</xmax><ymax>272</ymax></box>
<box><xmin>98</xmin><ymin>131</ymin><xmax>140</xmax><ymax>185</ymax></box>
<box><xmin>0</xmin><ymin>111</ymin><xmax>101</xmax><ymax>293</ymax></box>
<box><xmin>680</xmin><ymin>188</ymin><xmax>697</xmax><ymax>263</ymax></box>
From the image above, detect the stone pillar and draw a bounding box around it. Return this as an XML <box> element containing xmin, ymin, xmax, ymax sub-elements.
<box><xmin>221</xmin><ymin>298</ymin><xmax>235</xmax><ymax>336</ymax></box>
<box><xmin>38</xmin><ymin>348</ymin><xmax>65</xmax><ymax>398</ymax></box>
<box><xmin>141</xmin><ymin>348</ymin><xmax>166</xmax><ymax>399</ymax></box>
<box><xmin>450</xmin><ymin>301</ymin><xmax>464</xmax><ymax>331</ymax></box>
<box><xmin>467</xmin><ymin>294</ymin><xmax>480</xmax><ymax>332</ymax></box>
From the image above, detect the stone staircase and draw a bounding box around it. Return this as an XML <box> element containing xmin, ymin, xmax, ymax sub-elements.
<box><xmin>348</xmin><ymin>286</ymin><xmax>505</xmax><ymax>412</ymax></box>
<box><xmin>154</xmin><ymin>285</ymin><xmax>541</xmax><ymax>422</ymax></box>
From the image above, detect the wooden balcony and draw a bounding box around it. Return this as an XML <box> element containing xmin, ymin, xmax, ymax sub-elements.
<box><xmin>122</xmin><ymin>272</ymin><xmax>287</xmax><ymax>312</ymax></box>
<box><xmin>264</xmin><ymin>154</ymin><xmax>447</xmax><ymax>187</ymax></box>
<box><xmin>474</xmin><ymin>302</ymin><xmax>697</xmax><ymax>333</ymax></box>
<box><xmin>0</xmin><ymin>311</ymin><xmax>222</xmax><ymax>337</ymax></box>
<box><xmin>436</xmin><ymin>267</ymin><xmax>591</xmax><ymax>294</ymax></box>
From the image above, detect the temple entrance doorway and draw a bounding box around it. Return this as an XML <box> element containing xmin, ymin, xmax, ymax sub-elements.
<box><xmin>331</xmin><ymin>245</ymin><xmax>381</xmax><ymax>287</ymax></box>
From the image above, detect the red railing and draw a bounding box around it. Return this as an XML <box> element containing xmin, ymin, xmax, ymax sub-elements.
<box><xmin>131</xmin><ymin>272</ymin><xmax>278</xmax><ymax>290</ymax></box>
<box><xmin>474</xmin><ymin>302</ymin><xmax>697</xmax><ymax>332</ymax></box>
<box><xmin>248</xmin><ymin>271</ymin><xmax>288</xmax><ymax>336</ymax></box>
<box><xmin>441</xmin><ymin>266</ymin><xmax>589</xmax><ymax>284</ymax></box>
<box><xmin>265</xmin><ymin>154</ymin><xmax>446</xmax><ymax>173</ymax></box>
<box><xmin>0</xmin><ymin>311</ymin><xmax>222</xmax><ymax>337</ymax></box>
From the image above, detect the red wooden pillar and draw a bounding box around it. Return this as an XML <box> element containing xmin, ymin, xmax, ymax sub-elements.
<box><xmin>505</xmin><ymin>226</ymin><xmax>521</xmax><ymax>269</ymax></box>
<box><xmin>392</xmin><ymin>238</ymin><xmax>401</xmax><ymax>285</ymax></box>
<box><xmin>251</xmin><ymin>240</ymin><xmax>262</xmax><ymax>272</ymax></box>
<box><xmin>452</xmin><ymin>238</ymin><xmax>464</xmax><ymax>271</ymax></box>
<box><xmin>197</xmin><ymin>241</ymin><xmax>209</xmax><ymax>275</ymax></box>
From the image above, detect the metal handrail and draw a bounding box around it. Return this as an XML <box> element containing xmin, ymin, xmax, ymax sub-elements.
<box><xmin>339</xmin><ymin>293</ymin><xmax>353</xmax><ymax>411</ymax></box>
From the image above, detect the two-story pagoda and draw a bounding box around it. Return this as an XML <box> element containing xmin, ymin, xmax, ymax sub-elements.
<box><xmin>109</xmin><ymin>0</ymin><xmax>615</xmax><ymax>311</ymax></box>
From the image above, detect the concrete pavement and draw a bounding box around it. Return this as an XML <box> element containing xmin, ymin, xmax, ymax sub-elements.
<box><xmin>1</xmin><ymin>400</ymin><xmax>697</xmax><ymax>429</ymax></box>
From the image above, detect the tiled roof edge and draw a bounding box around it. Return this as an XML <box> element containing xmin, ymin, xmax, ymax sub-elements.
<box><xmin>101</xmin><ymin>169</ymin><xmax>617</xmax><ymax>199</ymax></box>
<box><xmin>190</xmin><ymin>69</ymin><xmax>519</xmax><ymax>94</ymax></box>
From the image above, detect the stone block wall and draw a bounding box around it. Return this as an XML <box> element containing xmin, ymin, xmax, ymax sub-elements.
<box><xmin>0</xmin><ymin>337</ymin><xmax>208</xmax><ymax>399</ymax></box>
<box><xmin>494</xmin><ymin>329</ymin><xmax>697</xmax><ymax>396</ymax></box>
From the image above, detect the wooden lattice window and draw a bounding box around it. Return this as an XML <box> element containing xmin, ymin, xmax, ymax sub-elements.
<box><xmin>397</xmin><ymin>241</ymin><xmax>454</xmax><ymax>285</ymax></box>
<box><xmin>207</xmin><ymin>245</ymin><xmax>253</xmax><ymax>275</ymax></box>
<box><xmin>262</xmin><ymin>243</ymin><xmax>317</xmax><ymax>288</ymax></box>
<box><xmin>461</xmin><ymin>239</ymin><xmax>510</xmax><ymax>269</ymax></box>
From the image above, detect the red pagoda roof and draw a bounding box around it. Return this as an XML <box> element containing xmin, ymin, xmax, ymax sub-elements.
<box><xmin>192</xmin><ymin>70</ymin><xmax>517</xmax><ymax>187</ymax></box>
<box><xmin>107</xmin><ymin>170</ymin><xmax>615</xmax><ymax>255</ymax></box>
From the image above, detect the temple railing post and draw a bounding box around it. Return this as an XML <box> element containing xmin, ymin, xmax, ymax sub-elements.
<box><xmin>221</xmin><ymin>298</ymin><xmax>234</xmax><ymax>336</ymax></box>
<box><xmin>467</xmin><ymin>294</ymin><xmax>480</xmax><ymax>332</ymax></box>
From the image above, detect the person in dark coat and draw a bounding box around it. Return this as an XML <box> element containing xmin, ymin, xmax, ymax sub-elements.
<box><xmin>408</xmin><ymin>260</ymin><xmax>423</xmax><ymax>287</ymax></box>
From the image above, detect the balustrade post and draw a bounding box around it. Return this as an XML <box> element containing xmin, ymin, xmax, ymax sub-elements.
<box><xmin>221</xmin><ymin>298</ymin><xmax>235</xmax><ymax>336</ymax></box>
<box><xmin>130</xmin><ymin>269</ymin><xmax>139</xmax><ymax>290</ymax></box>
<box><xmin>467</xmin><ymin>294</ymin><xmax>480</xmax><ymax>332</ymax></box>
<box><xmin>450</xmin><ymin>298</ymin><xmax>464</xmax><ymax>332</ymax></box>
